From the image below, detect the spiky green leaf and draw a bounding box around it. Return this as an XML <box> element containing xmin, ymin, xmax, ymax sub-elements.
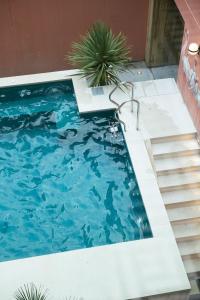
<box><xmin>14</xmin><ymin>283</ymin><xmax>48</xmax><ymax>300</ymax></box>
<box><xmin>67</xmin><ymin>22</ymin><xmax>131</xmax><ymax>87</ymax></box>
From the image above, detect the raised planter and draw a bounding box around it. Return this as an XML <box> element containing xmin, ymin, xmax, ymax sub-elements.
<box><xmin>91</xmin><ymin>85</ymin><xmax>105</xmax><ymax>96</ymax></box>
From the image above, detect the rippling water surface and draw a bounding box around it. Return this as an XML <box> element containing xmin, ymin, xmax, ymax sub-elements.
<box><xmin>0</xmin><ymin>80</ymin><xmax>152</xmax><ymax>261</ymax></box>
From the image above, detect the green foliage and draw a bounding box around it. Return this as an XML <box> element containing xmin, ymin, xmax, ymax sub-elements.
<box><xmin>14</xmin><ymin>284</ymin><xmax>83</xmax><ymax>300</ymax></box>
<box><xmin>14</xmin><ymin>283</ymin><xmax>48</xmax><ymax>300</ymax></box>
<box><xmin>68</xmin><ymin>21</ymin><xmax>131</xmax><ymax>87</ymax></box>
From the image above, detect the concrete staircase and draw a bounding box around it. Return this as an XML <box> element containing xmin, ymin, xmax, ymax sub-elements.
<box><xmin>150</xmin><ymin>132</ymin><xmax>200</xmax><ymax>277</ymax></box>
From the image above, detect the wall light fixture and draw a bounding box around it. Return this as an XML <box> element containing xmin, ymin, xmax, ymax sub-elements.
<box><xmin>188</xmin><ymin>42</ymin><xmax>200</xmax><ymax>56</ymax></box>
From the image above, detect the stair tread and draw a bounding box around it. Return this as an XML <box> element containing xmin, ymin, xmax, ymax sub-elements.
<box><xmin>183</xmin><ymin>257</ymin><xmax>200</xmax><ymax>273</ymax></box>
<box><xmin>152</xmin><ymin>138</ymin><xmax>200</xmax><ymax>156</ymax></box>
<box><xmin>167</xmin><ymin>206</ymin><xmax>200</xmax><ymax>221</ymax></box>
<box><xmin>178</xmin><ymin>239</ymin><xmax>200</xmax><ymax>256</ymax></box>
<box><xmin>155</xmin><ymin>155</ymin><xmax>200</xmax><ymax>172</ymax></box>
<box><xmin>158</xmin><ymin>171</ymin><xmax>200</xmax><ymax>188</ymax></box>
<box><xmin>151</xmin><ymin>133</ymin><xmax>196</xmax><ymax>144</ymax></box>
<box><xmin>162</xmin><ymin>188</ymin><xmax>200</xmax><ymax>205</ymax></box>
<box><xmin>172</xmin><ymin>222</ymin><xmax>200</xmax><ymax>239</ymax></box>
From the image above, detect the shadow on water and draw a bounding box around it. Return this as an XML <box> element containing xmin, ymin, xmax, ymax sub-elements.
<box><xmin>0</xmin><ymin>111</ymin><xmax>56</xmax><ymax>134</ymax></box>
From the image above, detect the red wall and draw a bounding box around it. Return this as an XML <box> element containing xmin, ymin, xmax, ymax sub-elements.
<box><xmin>0</xmin><ymin>0</ymin><xmax>149</xmax><ymax>78</ymax></box>
<box><xmin>175</xmin><ymin>0</ymin><xmax>200</xmax><ymax>133</ymax></box>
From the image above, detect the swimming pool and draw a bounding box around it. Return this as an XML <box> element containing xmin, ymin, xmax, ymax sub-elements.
<box><xmin>0</xmin><ymin>80</ymin><xmax>152</xmax><ymax>262</ymax></box>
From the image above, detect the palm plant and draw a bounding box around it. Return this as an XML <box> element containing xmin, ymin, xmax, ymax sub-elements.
<box><xmin>14</xmin><ymin>283</ymin><xmax>48</xmax><ymax>300</ymax></box>
<box><xmin>68</xmin><ymin>21</ymin><xmax>131</xmax><ymax>87</ymax></box>
<box><xmin>14</xmin><ymin>284</ymin><xmax>82</xmax><ymax>300</ymax></box>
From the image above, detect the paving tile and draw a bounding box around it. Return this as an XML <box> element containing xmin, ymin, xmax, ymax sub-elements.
<box><xmin>150</xmin><ymin>65</ymin><xmax>178</xmax><ymax>81</ymax></box>
<box><xmin>141</xmin><ymin>81</ymin><xmax>158</xmax><ymax>96</ymax></box>
<box><xmin>154</xmin><ymin>78</ymin><xmax>179</xmax><ymax>95</ymax></box>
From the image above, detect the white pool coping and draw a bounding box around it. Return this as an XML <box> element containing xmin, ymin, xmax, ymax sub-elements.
<box><xmin>0</xmin><ymin>71</ymin><xmax>192</xmax><ymax>300</ymax></box>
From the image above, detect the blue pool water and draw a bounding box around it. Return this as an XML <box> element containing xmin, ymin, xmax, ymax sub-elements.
<box><xmin>0</xmin><ymin>80</ymin><xmax>152</xmax><ymax>262</ymax></box>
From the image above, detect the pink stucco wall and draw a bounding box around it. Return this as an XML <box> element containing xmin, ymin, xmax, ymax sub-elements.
<box><xmin>175</xmin><ymin>0</ymin><xmax>200</xmax><ymax>133</ymax></box>
<box><xmin>0</xmin><ymin>0</ymin><xmax>149</xmax><ymax>77</ymax></box>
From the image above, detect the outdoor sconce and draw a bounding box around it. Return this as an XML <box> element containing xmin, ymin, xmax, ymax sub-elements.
<box><xmin>188</xmin><ymin>42</ymin><xmax>200</xmax><ymax>55</ymax></box>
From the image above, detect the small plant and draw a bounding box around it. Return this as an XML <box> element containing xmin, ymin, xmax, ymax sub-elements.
<box><xmin>14</xmin><ymin>283</ymin><xmax>84</xmax><ymax>300</ymax></box>
<box><xmin>67</xmin><ymin>21</ymin><xmax>131</xmax><ymax>87</ymax></box>
<box><xmin>14</xmin><ymin>283</ymin><xmax>48</xmax><ymax>300</ymax></box>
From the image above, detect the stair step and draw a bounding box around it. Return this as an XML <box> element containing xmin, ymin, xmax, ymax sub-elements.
<box><xmin>166</xmin><ymin>199</ymin><xmax>200</xmax><ymax>208</ymax></box>
<box><xmin>154</xmin><ymin>149</ymin><xmax>200</xmax><ymax>159</ymax></box>
<box><xmin>154</xmin><ymin>155</ymin><xmax>200</xmax><ymax>172</ymax></box>
<box><xmin>167</xmin><ymin>206</ymin><xmax>200</xmax><ymax>222</ymax></box>
<box><xmin>183</xmin><ymin>257</ymin><xmax>200</xmax><ymax>274</ymax></box>
<box><xmin>178</xmin><ymin>239</ymin><xmax>200</xmax><ymax>256</ymax></box>
<box><xmin>189</xmin><ymin>278</ymin><xmax>200</xmax><ymax>293</ymax></box>
<box><xmin>151</xmin><ymin>138</ymin><xmax>200</xmax><ymax>156</ymax></box>
<box><xmin>160</xmin><ymin>182</ymin><xmax>200</xmax><ymax>193</ymax></box>
<box><xmin>171</xmin><ymin>217</ymin><xmax>200</xmax><ymax>225</ymax></box>
<box><xmin>157</xmin><ymin>165</ymin><xmax>200</xmax><ymax>176</ymax></box>
<box><xmin>173</xmin><ymin>223</ymin><xmax>200</xmax><ymax>241</ymax></box>
<box><xmin>182</xmin><ymin>253</ymin><xmax>200</xmax><ymax>260</ymax></box>
<box><xmin>158</xmin><ymin>171</ymin><xmax>200</xmax><ymax>189</ymax></box>
<box><xmin>177</xmin><ymin>234</ymin><xmax>200</xmax><ymax>242</ymax></box>
<box><xmin>162</xmin><ymin>188</ymin><xmax>200</xmax><ymax>205</ymax></box>
<box><xmin>151</xmin><ymin>132</ymin><xmax>197</xmax><ymax>144</ymax></box>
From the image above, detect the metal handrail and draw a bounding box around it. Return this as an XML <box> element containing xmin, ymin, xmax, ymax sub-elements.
<box><xmin>115</xmin><ymin>99</ymin><xmax>140</xmax><ymax>131</ymax></box>
<box><xmin>114</xmin><ymin>111</ymin><xmax>126</xmax><ymax>132</ymax></box>
<box><xmin>109</xmin><ymin>85</ymin><xmax>121</xmax><ymax>109</ymax></box>
<box><xmin>109</xmin><ymin>81</ymin><xmax>134</xmax><ymax>111</ymax></box>
<box><xmin>108</xmin><ymin>81</ymin><xmax>140</xmax><ymax>131</ymax></box>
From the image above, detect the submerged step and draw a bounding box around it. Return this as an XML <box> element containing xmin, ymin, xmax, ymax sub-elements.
<box><xmin>167</xmin><ymin>206</ymin><xmax>200</xmax><ymax>222</ymax></box>
<box><xmin>157</xmin><ymin>171</ymin><xmax>200</xmax><ymax>189</ymax></box>
<box><xmin>151</xmin><ymin>138</ymin><xmax>200</xmax><ymax>156</ymax></box>
<box><xmin>154</xmin><ymin>154</ymin><xmax>200</xmax><ymax>172</ymax></box>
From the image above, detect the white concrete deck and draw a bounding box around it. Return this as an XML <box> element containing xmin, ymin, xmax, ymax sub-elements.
<box><xmin>74</xmin><ymin>76</ymin><xmax>195</xmax><ymax>139</ymax></box>
<box><xmin>0</xmin><ymin>72</ymin><xmax>193</xmax><ymax>300</ymax></box>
